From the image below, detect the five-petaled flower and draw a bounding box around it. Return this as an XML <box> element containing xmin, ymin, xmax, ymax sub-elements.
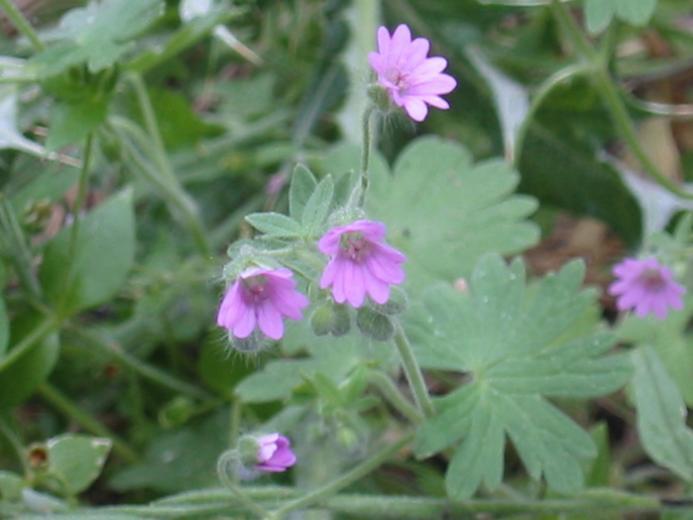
<box><xmin>217</xmin><ymin>267</ymin><xmax>309</xmax><ymax>340</ymax></box>
<box><xmin>318</xmin><ymin>219</ymin><xmax>406</xmax><ymax>308</ymax></box>
<box><xmin>255</xmin><ymin>433</ymin><xmax>296</xmax><ymax>473</ymax></box>
<box><xmin>609</xmin><ymin>257</ymin><xmax>686</xmax><ymax>320</ymax></box>
<box><xmin>368</xmin><ymin>24</ymin><xmax>456</xmax><ymax>122</ymax></box>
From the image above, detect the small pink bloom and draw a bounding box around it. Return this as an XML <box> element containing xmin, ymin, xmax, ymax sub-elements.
<box><xmin>608</xmin><ymin>257</ymin><xmax>686</xmax><ymax>320</ymax></box>
<box><xmin>318</xmin><ymin>220</ymin><xmax>406</xmax><ymax>308</ymax></box>
<box><xmin>255</xmin><ymin>433</ymin><xmax>296</xmax><ymax>473</ymax></box>
<box><xmin>368</xmin><ymin>24</ymin><xmax>456</xmax><ymax>122</ymax></box>
<box><xmin>217</xmin><ymin>267</ymin><xmax>309</xmax><ymax>340</ymax></box>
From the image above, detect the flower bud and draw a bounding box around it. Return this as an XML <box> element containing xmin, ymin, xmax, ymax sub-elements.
<box><xmin>356</xmin><ymin>307</ymin><xmax>394</xmax><ymax>341</ymax></box>
<box><xmin>373</xmin><ymin>286</ymin><xmax>408</xmax><ymax>315</ymax></box>
<box><xmin>310</xmin><ymin>303</ymin><xmax>350</xmax><ymax>337</ymax></box>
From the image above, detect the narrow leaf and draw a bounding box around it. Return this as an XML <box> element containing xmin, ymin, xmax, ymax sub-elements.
<box><xmin>302</xmin><ymin>174</ymin><xmax>334</xmax><ymax>235</ymax></box>
<box><xmin>289</xmin><ymin>164</ymin><xmax>317</xmax><ymax>220</ymax></box>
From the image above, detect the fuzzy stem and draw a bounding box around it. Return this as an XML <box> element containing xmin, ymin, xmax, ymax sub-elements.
<box><xmin>392</xmin><ymin>321</ymin><xmax>435</xmax><ymax>418</ymax></box>
<box><xmin>37</xmin><ymin>383</ymin><xmax>138</xmax><ymax>463</ymax></box>
<box><xmin>359</xmin><ymin>105</ymin><xmax>375</xmax><ymax>206</ymax></box>
<box><xmin>0</xmin><ymin>317</ymin><xmax>57</xmax><ymax>371</ymax></box>
<box><xmin>0</xmin><ymin>0</ymin><xmax>43</xmax><ymax>51</ymax></box>
<box><xmin>216</xmin><ymin>450</ymin><xmax>269</xmax><ymax>518</ymax></box>
<box><xmin>267</xmin><ymin>433</ymin><xmax>413</xmax><ymax>519</ymax></box>
<box><xmin>367</xmin><ymin>370</ymin><xmax>423</xmax><ymax>423</ymax></box>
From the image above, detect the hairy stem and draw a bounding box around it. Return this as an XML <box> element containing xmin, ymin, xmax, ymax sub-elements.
<box><xmin>359</xmin><ymin>104</ymin><xmax>375</xmax><ymax>206</ymax></box>
<box><xmin>392</xmin><ymin>321</ymin><xmax>435</xmax><ymax>418</ymax></box>
<box><xmin>267</xmin><ymin>433</ymin><xmax>413</xmax><ymax>519</ymax></box>
<box><xmin>367</xmin><ymin>370</ymin><xmax>423</xmax><ymax>423</ymax></box>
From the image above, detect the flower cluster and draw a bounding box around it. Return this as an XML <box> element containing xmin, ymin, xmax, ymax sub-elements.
<box><xmin>217</xmin><ymin>219</ymin><xmax>406</xmax><ymax>342</ymax></box>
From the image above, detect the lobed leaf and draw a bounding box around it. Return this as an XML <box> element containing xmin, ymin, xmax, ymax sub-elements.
<box><xmin>410</xmin><ymin>254</ymin><xmax>631</xmax><ymax>499</ymax></box>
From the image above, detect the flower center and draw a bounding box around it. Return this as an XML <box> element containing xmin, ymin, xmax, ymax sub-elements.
<box><xmin>384</xmin><ymin>67</ymin><xmax>408</xmax><ymax>90</ymax></box>
<box><xmin>340</xmin><ymin>232</ymin><xmax>371</xmax><ymax>263</ymax></box>
<box><xmin>242</xmin><ymin>275</ymin><xmax>270</xmax><ymax>303</ymax></box>
<box><xmin>639</xmin><ymin>268</ymin><xmax>665</xmax><ymax>291</ymax></box>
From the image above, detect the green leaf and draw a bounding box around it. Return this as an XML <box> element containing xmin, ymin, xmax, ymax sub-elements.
<box><xmin>0</xmin><ymin>471</ymin><xmax>23</xmax><ymax>501</ymax></box>
<box><xmin>47</xmin><ymin>434</ymin><xmax>111</xmax><ymax>495</ymax></box>
<box><xmin>583</xmin><ymin>0</ymin><xmax>657</xmax><ymax>32</ymax></box>
<box><xmin>614</xmin><ymin>0</ymin><xmax>658</xmax><ymax>26</ymax></box>
<box><xmin>197</xmin><ymin>336</ymin><xmax>254</xmax><ymax>399</ymax></box>
<box><xmin>301</xmin><ymin>174</ymin><xmax>334</xmax><ymax>235</ymax></box>
<box><xmin>0</xmin><ymin>314</ymin><xmax>60</xmax><ymax>410</ymax></box>
<box><xmin>631</xmin><ymin>346</ymin><xmax>693</xmax><ymax>481</ymax></box>
<box><xmin>30</xmin><ymin>0</ymin><xmax>165</xmax><ymax>75</ymax></box>
<box><xmin>46</xmin><ymin>98</ymin><xmax>109</xmax><ymax>151</ymax></box>
<box><xmin>245</xmin><ymin>212</ymin><xmax>302</xmax><ymax>238</ymax></box>
<box><xmin>110</xmin><ymin>411</ymin><xmax>227</xmax><ymax>493</ymax></box>
<box><xmin>616</xmin><ymin>296</ymin><xmax>693</xmax><ymax>406</ymax></box>
<box><xmin>585</xmin><ymin>0</ymin><xmax>615</xmax><ymax>33</ymax></box>
<box><xmin>0</xmin><ymin>297</ymin><xmax>8</xmax><ymax>357</ymax></box>
<box><xmin>410</xmin><ymin>254</ymin><xmax>631</xmax><ymax>499</ymax></box>
<box><xmin>289</xmin><ymin>164</ymin><xmax>317</xmax><ymax>221</ymax></box>
<box><xmin>40</xmin><ymin>189</ymin><xmax>136</xmax><ymax>314</ymax></box>
<box><xmin>319</xmin><ymin>138</ymin><xmax>539</xmax><ymax>290</ymax></box>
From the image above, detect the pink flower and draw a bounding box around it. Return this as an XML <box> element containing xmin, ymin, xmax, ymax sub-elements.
<box><xmin>608</xmin><ymin>257</ymin><xmax>686</xmax><ymax>320</ymax></box>
<box><xmin>368</xmin><ymin>24</ymin><xmax>456</xmax><ymax>122</ymax></box>
<box><xmin>217</xmin><ymin>267</ymin><xmax>309</xmax><ymax>340</ymax></box>
<box><xmin>318</xmin><ymin>220</ymin><xmax>406</xmax><ymax>308</ymax></box>
<box><xmin>255</xmin><ymin>433</ymin><xmax>296</xmax><ymax>473</ymax></box>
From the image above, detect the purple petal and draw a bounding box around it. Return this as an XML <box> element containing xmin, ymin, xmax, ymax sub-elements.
<box><xmin>257</xmin><ymin>301</ymin><xmax>284</xmax><ymax>340</ymax></box>
<box><xmin>332</xmin><ymin>260</ymin><xmax>347</xmax><ymax>304</ymax></box>
<box><xmin>320</xmin><ymin>258</ymin><xmax>339</xmax><ymax>289</ymax></box>
<box><xmin>345</xmin><ymin>263</ymin><xmax>366</xmax><ymax>308</ymax></box>
<box><xmin>364</xmin><ymin>271</ymin><xmax>390</xmax><ymax>304</ymax></box>
<box><xmin>377</xmin><ymin>26</ymin><xmax>391</xmax><ymax>54</ymax></box>
<box><xmin>405</xmin><ymin>75</ymin><xmax>457</xmax><ymax>96</ymax></box>
<box><xmin>232</xmin><ymin>306</ymin><xmax>256</xmax><ymax>338</ymax></box>
<box><xmin>404</xmin><ymin>97</ymin><xmax>428</xmax><ymax>121</ymax></box>
<box><xmin>411</xmin><ymin>56</ymin><xmax>447</xmax><ymax>77</ymax></box>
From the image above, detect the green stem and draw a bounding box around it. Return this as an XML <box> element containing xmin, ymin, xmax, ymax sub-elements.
<box><xmin>367</xmin><ymin>370</ymin><xmax>423</xmax><ymax>424</ymax></box>
<box><xmin>125</xmin><ymin>76</ymin><xmax>212</xmax><ymax>255</ymax></box>
<box><xmin>0</xmin><ymin>317</ymin><xmax>56</xmax><ymax>370</ymax></box>
<box><xmin>267</xmin><ymin>433</ymin><xmax>413</xmax><ymax>519</ymax></box>
<box><xmin>216</xmin><ymin>450</ymin><xmax>269</xmax><ymax>518</ymax></box>
<box><xmin>59</xmin><ymin>134</ymin><xmax>94</xmax><ymax>314</ymax></box>
<box><xmin>0</xmin><ymin>415</ymin><xmax>29</xmax><ymax>475</ymax></box>
<box><xmin>359</xmin><ymin>105</ymin><xmax>375</xmax><ymax>206</ymax></box>
<box><xmin>87</xmin><ymin>488</ymin><xmax>669</xmax><ymax>518</ymax></box>
<box><xmin>67</xmin><ymin>326</ymin><xmax>213</xmax><ymax>401</ymax></box>
<box><xmin>550</xmin><ymin>1</ymin><xmax>693</xmax><ymax>200</ymax></box>
<box><xmin>0</xmin><ymin>0</ymin><xmax>43</xmax><ymax>51</ymax></box>
<box><xmin>37</xmin><ymin>383</ymin><xmax>138</xmax><ymax>463</ymax></box>
<box><xmin>392</xmin><ymin>321</ymin><xmax>435</xmax><ymax>418</ymax></box>
<box><xmin>0</xmin><ymin>195</ymin><xmax>42</xmax><ymax>298</ymax></box>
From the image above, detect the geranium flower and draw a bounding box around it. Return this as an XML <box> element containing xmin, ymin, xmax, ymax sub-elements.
<box><xmin>318</xmin><ymin>220</ymin><xmax>406</xmax><ymax>308</ymax></box>
<box><xmin>368</xmin><ymin>24</ymin><xmax>456</xmax><ymax>122</ymax></box>
<box><xmin>609</xmin><ymin>257</ymin><xmax>685</xmax><ymax>320</ymax></box>
<box><xmin>217</xmin><ymin>267</ymin><xmax>309</xmax><ymax>340</ymax></box>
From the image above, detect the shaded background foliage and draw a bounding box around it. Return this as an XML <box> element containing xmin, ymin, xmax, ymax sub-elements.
<box><xmin>0</xmin><ymin>0</ymin><xmax>691</xmax><ymax>517</ymax></box>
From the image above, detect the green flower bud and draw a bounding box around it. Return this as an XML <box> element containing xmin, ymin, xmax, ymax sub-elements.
<box><xmin>373</xmin><ymin>286</ymin><xmax>408</xmax><ymax>315</ymax></box>
<box><xmin>310</xmin><ymin>303</ymin><xmax>350</xmax><ymax>337</ymax></box>
<box><xmin>356</xmin><ymin>307</ymin><xmax>394</xmax><ymax>341</ymax></box>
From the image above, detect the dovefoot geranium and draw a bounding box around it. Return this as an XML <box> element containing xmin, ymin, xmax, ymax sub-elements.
<box><xmin>368</xmin><ymin>24</ymin><xmax>456</xmax><ymax>122</ymax></box>
<box><xmin>608</xmin><ymin>257</ymin><xmax>686</xmax><ymax>320</ymax></box>
<box><xmin>217</xmin><ymin>267</ymin><xmax>309</xmax><ymax>340</ymax></box>
<box><xmin>318</xmin><ymin>220</ymin><xmax>406</xmax><ymax>308</ymax></box>
<box><xmin>254</xmin><ymin>433</ymin><xmax>296</xmax><ymax>473</ymax></box>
